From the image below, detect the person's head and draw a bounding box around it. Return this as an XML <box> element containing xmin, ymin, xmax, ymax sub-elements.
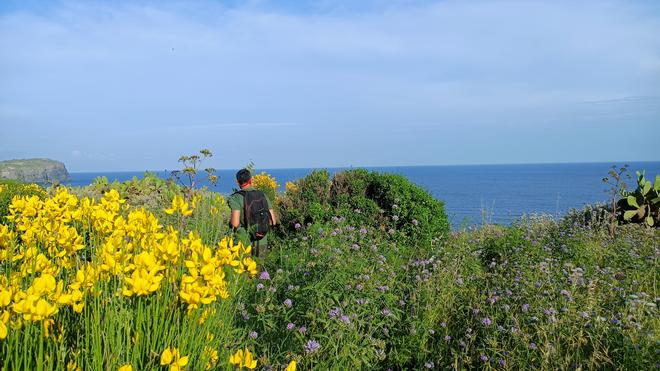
<box><xmin>236</xmin><ymin>168</ymin><xmax>252</xmax><ymax>188</ymax></box>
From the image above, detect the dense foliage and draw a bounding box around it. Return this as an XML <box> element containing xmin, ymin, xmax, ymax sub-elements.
<box><xmin>0</xmin><ymin>170</ymin><xmax>658</xmax><ymax>370</ymax></box>
<box><xmin>277</xmin><ymin>169</ymin><xmax>450</xmax><ymax>246</ymax></box>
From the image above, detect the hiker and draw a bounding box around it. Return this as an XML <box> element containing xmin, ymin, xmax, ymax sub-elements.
<box><xmin>228</xmin><ymin>169</ymin><xmax>276</xmax><ymax>258</ymax></box>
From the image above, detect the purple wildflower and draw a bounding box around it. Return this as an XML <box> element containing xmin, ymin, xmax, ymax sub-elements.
<box><xmin>259</xmin><ymin>271</ymin><xmax>270</xmax><ymax>280</ymax></box>
<box><xmin>284</xmin><ymin>299</ymin><xmax>293</xmax><ymax>308</ymax></box>
<box><xmin>329</xmin><ymin>307</ymin><xmax>340</xmax><ymax>318</ymax></box>
<box><xmin>424</xmin><ymin>361</ymin><xmax>434</xmax><ymax>369</ymax></box>
<box><xmin>412</xmin><ymin>219</ymin><xmax>419</xmax><ymax>226</ymax></box>
<box><xmin>529</xmin><ymin>342</ymin><xmax>537</xmax><ymax>350</ymax></box>
<box><xmin>339</xmin><ymin>315</ymin><xmax>350</xmax><ymax>324</ymax></box>
<box><xmin>256</xmin><ymin>283</ymin><xmax>264</xmax><ymax>290</ymax></box>
<box><xmin>287</xmin><ymin>323</ymin><xmax>296</xmax><ymax>330</ymax></box>
<box><xmin>305</xmin><ymin>340</ymin><xmax>320</xmax><ymax>354</ymax></box>
<box><xmin>382</xmin><ymin>308</ymin><xmax>391</xmax><ymax>316</ymax></box>
<box><xmin>249</xmin><ymin>331</ymin><xmax>258</xmax><ymax>339</ymax></box>
<box><xmin>482</xmin><ymin>317</ymin><xmax>492</xmax><ymax>326</ymax></box>
<box><xmin>480</xmin><ymin>354</ymin><xmax>489</xmax><ymax>362</ymax></box>
<box><xmin>294</xmin><ymin>223</ymin><xmax>301</xmax><ymax>229</ymax></box>
<box><xmin>444</xmin><ymin>335</ymin><xmax>452</xmax><ymax>341</ymax></box>
<box><xmin>298</xmin><ymin>326</ymin><xmax>307</xmax><ymax>334</ymax></box>
<box><xmin>522</xmin><ymin>303</ymin><xmax>530</xmax><ymax>313</ymax></box>
<box><xmin>360</xmin><ymin>228</ymin><xmax>368</xmax><ymax>234</ymax></box>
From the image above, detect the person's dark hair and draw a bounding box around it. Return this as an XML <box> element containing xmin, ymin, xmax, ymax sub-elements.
<box><xmin>236</xmin><ymin>168</ymin><xmax>252</xmax><ymax>186</ymax></box>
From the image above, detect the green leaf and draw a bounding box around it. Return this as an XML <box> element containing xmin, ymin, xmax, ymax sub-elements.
<box><xmin>623</xmin><ymin>210</ymin><xmax>637</xmax><ymax>220</ymax></box>
<box><xmin>654</xmin><ymin>175</ymin><xmax>660</xmax><ymax>191</ymax></box>
<box><xmin>626</xmin><ymin>195</ymin><xmax>639</xmax><ymax>208</ymax></box>
<box><xmin>645</xmin><ymin>215</ymin><xmax>654</xmax><ymax>227</ymax></box>
<box><xmin>642</xmin><ymin>181</ymin><xmax>651</xmax><ymax>195</ymax></box>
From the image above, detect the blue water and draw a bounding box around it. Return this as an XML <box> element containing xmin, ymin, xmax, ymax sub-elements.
<box><xmin>65</xmin><ymin>162</ymin><xmax>660</xmax><ymax>229</ymax></box>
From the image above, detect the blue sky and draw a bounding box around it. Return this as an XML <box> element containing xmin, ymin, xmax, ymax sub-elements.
<box><xmin>1</xmin><ymin>0</ymin><xmax>659</xmax><ymax>171</ymax></box>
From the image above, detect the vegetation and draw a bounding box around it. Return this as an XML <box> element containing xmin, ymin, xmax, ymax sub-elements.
<box><xmin>619</xmin><ymin>171</ymin><xmax>660</xmax><ymax>227</ymax></box>
<box><xmin>0</xmin><ymin>165</ymin><xmax>657</xmax><ymax>370</ymax></box>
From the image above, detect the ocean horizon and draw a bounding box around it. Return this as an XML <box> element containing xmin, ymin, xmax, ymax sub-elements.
<box><xmin>65</xmin><ymin>161</ymin><xmax>660</xmax><ymax>229</ymax></box>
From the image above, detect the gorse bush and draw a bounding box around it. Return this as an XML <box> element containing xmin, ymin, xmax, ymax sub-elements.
<box><xmin>278</xmin><ymin>169</ymin><xmax>450</xmax><ymax>245</ymax></box>
<box><xmin>252</xmin><ymin>171</ymin><xmax>279</xmax><ymax>204</ymax></box>
<box><xmin>0</xmin><ymin>180</ymin><xmax>47</xmax><ymax>222</ymax></box>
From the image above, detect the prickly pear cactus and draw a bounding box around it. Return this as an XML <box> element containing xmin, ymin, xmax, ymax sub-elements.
<box><xmin>619</xmin><ymin>171</ymin><xmax>659</xmax><ymax>227</ymax></box>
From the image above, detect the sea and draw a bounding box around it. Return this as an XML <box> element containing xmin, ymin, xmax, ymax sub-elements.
<box><xmin>65</xmin><ymin>162</ymin><xmax>660</xmax><ymax>229</ymax></box>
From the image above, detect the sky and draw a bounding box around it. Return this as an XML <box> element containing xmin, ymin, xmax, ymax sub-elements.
<box><xmin>0</xmin><ymin>0</ymin><xmax>659</xmax><ymax>172</ymax></box>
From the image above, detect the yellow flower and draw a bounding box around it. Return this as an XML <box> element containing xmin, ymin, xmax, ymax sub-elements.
<box><xmin>118</xmin><ymin>364</ymin><xmax>132</xmax><ymax>371</ymax></box>
<box><xmin>285</xmin><ymin>360</ymin><xmax>297</xmax><ymax>371</ymax></box>
<box><xmin>203</xmin><ymin>346</ymin><xmax>219</xmax><ymax>370</ymax></box>
<box><xmin>165</xmin><ymin>196</ymin><xmax>193</xmax><ymax>217</ymax></box>
<box><xmin>0</xmin><ymin>320</ymin><xmax>7</xmax><ymax>340</ymax></box>
<box><xmin>253</xmin><ymin>172</ymin><xmax>279</xmax><ymax>191</ymax></box>
<box><xmin>285</xmin><ymin>181</ymin><xmax>298</xmax><ymax>192</ymax></box>
<box><xmin>161</xmin><ymin>347</ymin><xmax>189</xmax><ymax>370</ymax></box>
<box><xmin>229</xmin><ymin>348</ymin><xmax>257</xmax><ymax>369</ymax></box>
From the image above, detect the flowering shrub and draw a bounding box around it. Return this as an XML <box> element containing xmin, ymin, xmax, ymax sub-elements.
<box><xmin>0</xmin><ymin>180</ymin><xmax>47</xmax><ymax>220</ymax></box>
<box><xmin>0</xmin><ymin>187</ymin><xmax>254</xmax><ymax>369</ymax></box>
<box><xmin>252</xmin><ymin>171</ymin><xmax>279</xmax><ymax>203</ymax></box>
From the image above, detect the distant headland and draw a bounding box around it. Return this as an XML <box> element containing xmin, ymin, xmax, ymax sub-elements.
<box><xmin>0</xmin><ymin>158</ymin><xmax>69</xmax><ymax>183</ymax></box>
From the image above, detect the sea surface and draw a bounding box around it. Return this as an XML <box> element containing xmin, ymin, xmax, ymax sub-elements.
<box><xmin>66</xmin><ymin>162</ymin><xmax>660</xmax><ymax>229</ymax></box>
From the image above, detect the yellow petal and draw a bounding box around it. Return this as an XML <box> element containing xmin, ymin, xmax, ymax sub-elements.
<box><xmin>177</xmin><ymin>356</ymin><xmax>189</xmax><ymax>367</ymax></box>
<box><xmin>161</xmin><ymin>348</ymin><xmax>174</xmax><ymax>365</ymax></box>
<box><xmin>0</xmin><ymin>321</ymin><xmax>7</xmax><ymax>340</ymax></box>
<box><xmin>285</xmin><ymin>360</ymin><xmax>297</xmax><ymax>371</ymax></box>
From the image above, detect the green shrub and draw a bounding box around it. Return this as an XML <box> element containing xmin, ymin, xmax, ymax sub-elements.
<box><xmin>561</xmin><ymin>202</ymin><xmax>612</xmax><ymax>231</ymax></box>
<box><xmin>366</xmin><ymin>171</ymin><xmax>450</xmax><ymax>246</ymax></box>
<box><xmin>277</xmin><ymin>169</ymin><xmax>450</xmax><ymax>245</ymax></box>
<box><xmin>276</xmin><ymin>170</ymin><xmax>332</xmax><ymax>230</ymax></box>
<box><xmin>69</xmin><ymin>172</ymin><xmax>179</xmax><ymax>212</ymax></box>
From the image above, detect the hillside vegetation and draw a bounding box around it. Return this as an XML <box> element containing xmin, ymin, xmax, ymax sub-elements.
<box><xmin>0</xmin><ymin>168</ymin><xmax>657</xmax><ymax>370</ymax></box>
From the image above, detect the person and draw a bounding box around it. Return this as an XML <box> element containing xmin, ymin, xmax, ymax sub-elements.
<box><xmin>227</xmin><ymin>169</ymin><xmax>276</xmax><ymax>258</ymax></box>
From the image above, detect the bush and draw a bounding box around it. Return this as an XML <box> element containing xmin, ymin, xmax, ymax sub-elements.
<box><xmin>561</xmin><ymin>202</ymin><xmax>612</xmax><ymax>231</ymax></box>
<box><xmin>276</xmin><ymin>170</ymin><xmax>333</xmax><ymax>230</ymax></box>
<box><xmin>277</xmin><ymin>169</ymin><xmax>450</xmax><ymax>246</ymax></box>
<box><xmin>69</xmin><ymin>172</ymin><xmax>179</xmax><ymax>212</ymax></box>
<box><xmin>0</xmin><ymin>179</ymin><xmax>47</xmax><ymax>221</ymax></box>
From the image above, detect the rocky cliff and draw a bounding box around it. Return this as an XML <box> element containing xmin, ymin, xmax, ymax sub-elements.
<box><xmin>0</xmin><ymin>158</ymin><xmax>69</xmax><ymax>183</ymax></box>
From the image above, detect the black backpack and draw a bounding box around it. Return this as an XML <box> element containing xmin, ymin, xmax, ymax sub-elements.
<box><xmin>236</xmin><ymin>189</ymin><xmax>272</xmax><ymax>241</ymax></box>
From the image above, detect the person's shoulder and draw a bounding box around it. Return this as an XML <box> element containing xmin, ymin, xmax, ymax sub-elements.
<box><xmin>227</xmin><ymin>191</ymin><xmax>243</xmax><ymax>209</ymax></box>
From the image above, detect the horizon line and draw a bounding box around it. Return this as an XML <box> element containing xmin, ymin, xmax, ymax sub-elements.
<box><xmin>66</xmin><ymin>160</ymin><xmax>660</xmax><ymax>173</ymax></box>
